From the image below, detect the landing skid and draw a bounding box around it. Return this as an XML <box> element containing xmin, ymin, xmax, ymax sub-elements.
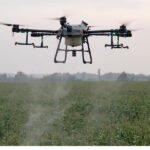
<box><xmin>105</xmin><ymin>44</ymin><xmax>129</xmax><ymax>49</ymax></box>
<box><xmin>105</xmin><ymin>33</ymin><xmax>129</xmax><ymax>49</ymax></box>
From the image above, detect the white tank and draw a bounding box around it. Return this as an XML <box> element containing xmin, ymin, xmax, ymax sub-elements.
<box><xmin>65</xmin><ymin>36</ymin><xmax>82</xmax><ymax>47</ymax></box>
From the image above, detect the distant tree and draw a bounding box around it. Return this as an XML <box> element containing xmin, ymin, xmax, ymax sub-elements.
<box><xmin>0</xmin><ymin>73</ymin><xmax>7</xmax><ymax>81</ymax></box>
<box><xmin>14</xmin><ymin>71</ymin><xmax>28</xmax><ymax>80</ymax></box>
<box><xmin>117</xmin><ymin>72</ymin><xmax>128</xmax><ymax>81</ymax></box>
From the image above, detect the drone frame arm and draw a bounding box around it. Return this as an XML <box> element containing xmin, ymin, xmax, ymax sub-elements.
<box><xmin>85</xmin><ymin>29</ymin><xmax>117</xmax><ymax>36</ymax></box>
<box><xmin>12</xmin><ymin>26</ymin><xmax>59</xmax><ymax>46</ymax></box>
<box><xmin>13</xmin><ymin>26</ymin><xmax>58</xmax><ymax>35</ymax></box>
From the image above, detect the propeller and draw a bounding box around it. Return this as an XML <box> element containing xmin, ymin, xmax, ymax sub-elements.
<box><xmin>119</xmin><ymin>24</ymin><xmax>142</xmax><ymax>32</ymax></box>
<box><xmin>118</xmin><ymin>19</ymin><xmax>142</xmax><ymax>33</ymax></box>
<box><xmin>120</xmin><ymin>22</ymin><xmax>132</xmax><ymax>27</ymax></box>
<box><xmin>0</xmin><ymin>22</ymin><xmax>26</xmax><ymax>27</ymax></box>
<box><xmin>48</xmin><ymin>16</ymin><xmax>68</xmax><ymax>27</ymax></box>
<box><xmin>50</xmin><ymin>16</ymin><xmax>67</xmax><ymax>21</ymax></box>
<box><xmin>0</xmin><ymin>22</ymin><xmax>27</xmax><ymax>37</ymax></box>
<box><xmin>118</xmin><ymin>18</ymin><xmax>136</xmax><ymax>26</ymax></box>
<box><xmin>0</xmin><ymin>22</ymin><xmax>13</xmax><ymax>27</ymax></box>
<box><xmin>130</xmin><ymin>28</ymin><xmax>142</xmax><ymax>32</ymax></box>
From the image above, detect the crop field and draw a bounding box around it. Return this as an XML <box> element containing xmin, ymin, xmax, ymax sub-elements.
<box><xmin>0</xmin><ymin>81</ymin><xmax>150</xmax><ymax>146</ymax></box>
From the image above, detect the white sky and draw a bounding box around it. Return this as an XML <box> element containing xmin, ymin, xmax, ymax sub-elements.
<box><xmin>0</xmin><ymin>0</ymin><xmax>150</xmax><ymax>75</ymax></box>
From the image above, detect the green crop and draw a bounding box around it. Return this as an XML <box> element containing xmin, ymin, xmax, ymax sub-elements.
<box><xmin>0</xmin><ymin>81</ymin><xmax>150</xmax><ymax>145</ymax></box>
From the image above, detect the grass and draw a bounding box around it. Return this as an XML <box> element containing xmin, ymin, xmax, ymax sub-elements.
<box><xmin>0</xmin><ymin>81</ymin><xmax>150</xmax><ymax>145</ymax></box>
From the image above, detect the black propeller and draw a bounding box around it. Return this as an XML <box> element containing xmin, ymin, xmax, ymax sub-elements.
<box><xmin>49</xmin><ymin>16</ymin><xmax>67</xmax><ymax>27</ymax></box>
<box><xmin>118</xmin><ymin>19</ymin><xmax>141</xmax><ymax>32</ymax></box>
<box><xmin>119</xmin><ymin>22</ymin><xmax>141</xmax><ymax>33</ymax></box>
<box><xmin>0</xmin><ymin>22</ymin><xmax>13</xmax><ymax>27</ymax></box>
<box><xmin>51</xmin><ymin>16</ymin><xmax>67</xmax><ymax>20</ymax></box>
<box><xmin>0</xmin><ymin>22</ymin><xmax>25</xmax><ymax>27</ymax></box>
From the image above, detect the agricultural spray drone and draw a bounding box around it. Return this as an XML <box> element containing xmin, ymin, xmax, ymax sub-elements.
<box><xmin>0</xmin><ymin>16</ymin><xmax>133</xmax><ymax>64</ymax></box>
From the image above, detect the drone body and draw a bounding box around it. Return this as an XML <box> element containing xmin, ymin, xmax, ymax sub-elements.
<box><xmin>0</xmin><ymin>17</ymin><xmax>132</xmax><ymax>64</ymax></box>
<box><xmin>63</xmin><ymin>21</ymin><xmax>88</xmax><ymax>47</ymax></box>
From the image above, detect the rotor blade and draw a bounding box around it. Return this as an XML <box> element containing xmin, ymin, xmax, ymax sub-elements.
<box><xmin>48</xmin><ymin>15</ymin><xmax>68</xmax><ymax>21</ymax></box>
<box><xmin>0</xmin><ymin>22</ymin><xmax>26</xmax><ymax>27</ymax></box>
<box><xmin>120</xmin><ymin>19</ymin><xmax>136</xmax><ymax>27</ymax></box>
<box><xmin>0</xmin><ymin>22</ymin><xmax>13</xmax><ymax>26</ymax></box>
<box><xmin>131</xmin><ymin>28</ymin><xmax>142</xmax><ymax>32</ymax></box>
<box><xmin>116</xmin><ymin>18</ymin><xmax>136</xmax><ymax>27</ymax></box>
<box><xmin>50</xmin><ymin>17</ymin><xmax>61</xmax><ymax>21</ymax></box>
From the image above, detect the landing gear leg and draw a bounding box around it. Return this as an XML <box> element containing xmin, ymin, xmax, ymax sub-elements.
<box><xmin>54</xmin><ymin>36</ymin><xmax>68</xmax><ymax>63</ymax></box>
<box><xmin>81</xmin><ymin>37</ymin><xmax>92</xmax><ymax>64</ymax></box>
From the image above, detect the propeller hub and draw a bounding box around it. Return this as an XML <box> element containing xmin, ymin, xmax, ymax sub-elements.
<box><xmin>60</xmin><ymin>17</ymin><xmax>67</xmax><ymax>26</ymax></box>
<box><xmin>119</xmin><ymin>24</ymin><xmax>127</xmax><ymax>33</ymax></box>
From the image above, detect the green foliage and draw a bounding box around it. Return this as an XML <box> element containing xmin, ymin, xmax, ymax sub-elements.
<box><xmin>0</xmin><ymin>81</ymin><xmax>150</xmax><ymax>145</ymax></box>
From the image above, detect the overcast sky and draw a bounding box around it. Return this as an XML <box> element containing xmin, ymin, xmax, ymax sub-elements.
<box><xmin>0</xmin><ymin>0</ymin><xmax>150</xmax><ymax>75</ymax></box>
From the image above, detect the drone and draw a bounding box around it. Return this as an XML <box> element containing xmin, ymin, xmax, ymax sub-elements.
<box><xmin>0</xmin><ymin>16</ymin><xmax>132</xmax><ymax>64</ymax></box>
